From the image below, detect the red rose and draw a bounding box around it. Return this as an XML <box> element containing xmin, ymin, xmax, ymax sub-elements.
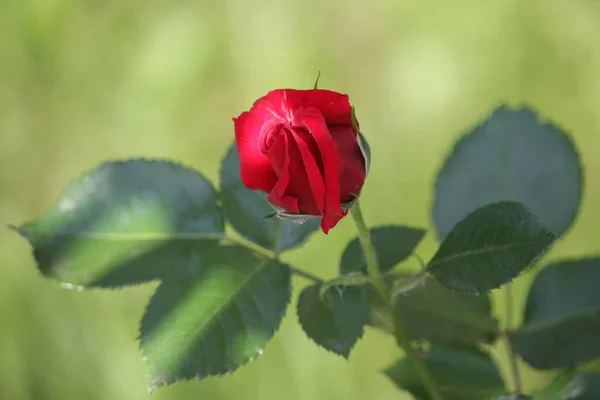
<box><xmin>233</xmin><ymin>89</ymin><xmax>368</xmax><ymax>233</ymax></box>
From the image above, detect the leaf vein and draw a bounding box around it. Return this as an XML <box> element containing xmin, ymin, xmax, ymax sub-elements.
<box><xmin>428</xmin><ymin>239</ymin><xmax>552</xmax><ymax>269</ymax></box>
<box><xmin>517</xmin><ymin>307</ymin><xmax>600</xmax><ymax>335</ymax></box>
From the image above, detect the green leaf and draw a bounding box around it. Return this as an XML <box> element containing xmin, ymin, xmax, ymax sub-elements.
<box><xmin>513</xmin><ymin>258</ymin><xmax>600</xmax><ymax>369</ymax></box>
<box><xmin>568</xmin><ymin>373</ymin><xmax>600</xmax><ymax>400</ymax></box>
<box><xmin>15</xmin><ymin>159</ymin><xmax>293</xmax><ymax>389</ymax></box>
<box><xmin>531</xmin><ymin>371</ymin><xmax>590</xmax><ymax>400</ymax></box>
<box><xmin>219</xmin><ymin>142</ymin><xmax>319</xmax><ymax>252</ymax></box>
<box><xmin>433</xmin><ymin>105</ymin><xmax>583</xmax><ymax>239</ymax></box>
<box><xmin>577</xmin><ymin>373</ymin><xmax>600</xmax><ymax>400</ymax></box>
<box><xmin>384</xmin><ymin>345</ymin><xmax>505</xmax><ymax>400</ymax></box>
<box><xmin>140</xmin><ymin>242</ymin><xmax>291</xmax><ymax>389</ymax></box>
<box><xmin>340</xmin><ymin>225</ymin><xmax>426</xmax><ymax>274</ymax></box>
<box><xmin>297</xmin><ymin>284</ymin><xmax>369</xmax><ymax>358</ymax></box>
<box><xmin>490</xmin><ymin>395</ymin><xmax>532</xmax><ymax>400</ymax></box>
<box><xmin>394</xmin><ymin>277</ymin><xmax>499</xmax><ymax>345</ymax></box>
<box><xmin>14</xmin><ymin>159</ymin><xmax>224</xmax><ymax>287</ymax></box>
<box><xmin>427</xmin><ymin>201</ymin><xmax>557</xmax><ymax>292</ymax></box>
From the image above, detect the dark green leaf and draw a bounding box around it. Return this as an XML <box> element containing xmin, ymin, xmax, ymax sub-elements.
<box><xmin>297</xmin><ymin>284</ymin><xmax>369</xmax><ymax>358</ymax></box>
<box><xmin>219</xmin><ymin>142</ymin><xmax>319</xmax><ymax>252</ymax></box>
<box><xmin>513</xmin><ymin>258</ymin><xmax>600</xmax><ymax>369</ymax></box>
<box><xmin>570</xmin><ymin>373</ymin><xmax>600</xmax><ymax>400</ymax></box>
<box><xmin>140</xmin><ymin>242</ymin><xmax>291</xmax><ymax>389</ymax></box>
<box><xmin>427</xmin><ymin>201</ymin><xmax>557</xmax><ymax>292</ymax></box>
<box><xmin>340</xmin><ymin>225</ymin><xmax>426</xmax><ymax>274</ymax></box>
<box><xmin>433</xmin><ymin>105</ymin><xmax>582</xmax><ymax>239</ymax></box>
<box><xmin>490</xmin><ymin>395</ymin><xmax>532</xmax><ymax>400</ymax></box>
<box><xmin>384</xmin><ymin>345</ymin><xmax>505</xmax><ymax>400</ymax></box>
<box><xmin>394</xmin><ymin>278</ymin><xmax>498</xmax><ymax>345</ymax></box>
<box><xmin>14</xmin><ymin>159</ymin><xmax>224</xmax><ymax>287</ymax></box>
<box><xmin>532</xmin><ymin>371</ymin><xmax>591</xmax><ymax>400</ymax></box>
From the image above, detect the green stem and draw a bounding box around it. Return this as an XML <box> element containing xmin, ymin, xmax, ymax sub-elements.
<box><xmin>273</xmin><ymin>219</ymin><xmax>282</xmax><ymax>258</ymax></box>
<box><xmin>505</xmin><ymin>284</ymin><xmax>522</xmax><ymax>393</ymax></box>
<box><xmin>349</xmin><ymin>202</ymin><xmax>387</xmax><ymax>301</ymax></box>
<box><xmin>349</xmin><ymin>201</ymin><xmax>444</xmax><ymax>400</ymax></box>
<box><xmin>289</xmin><ymin>266</ymin><xmax>324</xmax><ymax>284</ymax></box>
<box><xmin>370</xmin><ymin>307</ymin><xmax>395</xmax><ymax>334</ymax></box>
<box><xmin>391</xmin><ymin>271</ymin><xmax>427</xmax><ymax>297</ymax></box>
<box><xmin>223</xmin><ymin>234</ymin><xmax>324</xmax><ymax>284</ymax></box>
<box><xmin>393</xmin><ymin>318</ymin><xmax>444</xmax><ymax>400</ymax></box>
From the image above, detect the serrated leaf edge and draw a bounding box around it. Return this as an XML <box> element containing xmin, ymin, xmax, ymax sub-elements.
<box><xmin>432</xmin><ymin>104</ymin><xmax>584</xmax><ymax>240</ymax></box>
<box><xmin>138</xmin><ymin>257</ymin><xmax>293</xmax><ymax>391</ymax></box>
<box><xmin>296</xmin><ymin>284</ymin><xmax>367</xmax><ymax>359</ymax></box>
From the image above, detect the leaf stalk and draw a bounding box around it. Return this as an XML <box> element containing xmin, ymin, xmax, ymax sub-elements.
<box><xmin>349</xmin><ymin>201</ymin><xmax>444</xmax><ymax>400</ymax></box>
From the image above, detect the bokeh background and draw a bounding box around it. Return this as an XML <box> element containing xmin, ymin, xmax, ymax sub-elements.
<box><xmin>2</xmin><ymin>0</ymin><xmax>600</xmax><ymax>399</ymax></box>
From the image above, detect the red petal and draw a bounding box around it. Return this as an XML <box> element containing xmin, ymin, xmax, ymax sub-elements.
<box><xmin>266</xmin><ymin>131</ymin><xmax>299</xmax><ymax>213</ymax></box>
<box><xmin>234</xmin><ymin>88</ymin><xmax>360</xmax><ymax>233</ymax></box>
<box><xmin>266</xmin><ymin>89</ymin><xmax>354</xmax><ymax>126</ymax></box>
<box><xmin>289</xmin><ymin>129</ymin><xmax>326</xmax><ymax>215</ymax></box>
<box><xmin>295</xmin><ymin>107</ymin><xmax>345</xmax><ymax>233</ymax></box>
<box><xmin>330</xmin><ymin>126</ymin><xmax>366</xmax><ymax>203</ymax></box>
<box><xmin>233</xmin><ymin>104</ymin><xmax>279</xmax><ymax>193</ymax></box>
<box><xmin>266</xmin><ymin>129</ymin><xmax>322</xmax><ymax>215</ymax></box>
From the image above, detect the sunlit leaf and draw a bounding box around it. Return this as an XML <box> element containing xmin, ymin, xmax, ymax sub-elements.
<box><xmin>140</xmin><ymin>242</ymin><xmax>291</xmax><ymax>389</ymax></box>
<box><xmin>427</xmin><ymin>201</ymin><xmax>556</xmax><ymax>292</ymax></box>
<box><xmin>15</xmin><ymin>159</ymin><xmax>294</xmax><ymax>390</ymax></box>
<box><xmin>513</xmin><ymin>258</ymin><xmax>600</xmax><ymax>369</ymax></box>
<box><xmin>433</xmin><ymin>105</ymin><xmax>582</xmax><ymax>239</ymax></box>
<box><xmin>15</xmin><ymin>159</ymin><xmax>224</xmax><ymax>287</ymax></box>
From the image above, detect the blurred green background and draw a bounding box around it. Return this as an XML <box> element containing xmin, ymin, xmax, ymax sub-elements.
<box><xmin>2</xmin><ymin>0</ymin><xmax>600</xmax><ymax>399</ymax></box>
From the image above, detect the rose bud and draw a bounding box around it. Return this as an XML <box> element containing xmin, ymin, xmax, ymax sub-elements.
<box><xmin>233</xmin><ymin>89</ymin><xmax>370</xmax><ymax>233</ymax></box>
